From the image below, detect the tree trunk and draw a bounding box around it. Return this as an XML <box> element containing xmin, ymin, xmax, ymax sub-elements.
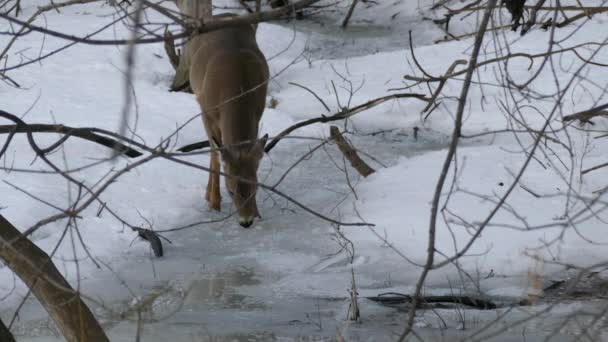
<box><xmin>175</xmin><ymin>0</ymin><xmax>212</xmax><ymax>19</ymax></box>
<box><xmin>170</xmin><ymin>0</ymin><xmax>213</xmax><ymax>91</ymax></box>
<box><xmin>0</xmin><ymin>215</ymin><xmax>110</xmax><ymax>342</ymax></box>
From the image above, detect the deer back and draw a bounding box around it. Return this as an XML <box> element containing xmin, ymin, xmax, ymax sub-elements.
<box><xmin>188</xmin><ymin>20</ymin><xmax>269</xmax><ymax>144</ymax></box>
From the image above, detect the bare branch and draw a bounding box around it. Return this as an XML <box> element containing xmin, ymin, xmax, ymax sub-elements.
<box><xmin>264</xmin><ymin>92</ymin><xmax>430</xmax><ymax>153</ymax></box>
<box><xmin>0</xmin><ymin>110</ymin><xmax>142</xmax><ymax>158</ymax></box>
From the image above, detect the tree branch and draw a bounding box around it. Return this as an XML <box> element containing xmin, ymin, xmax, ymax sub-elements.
<box><xmin>0</xmin><ymin>215</ymin><xmax>110</xmax><ymax>342</ymax></box>
<box><xmin>264</xmin><ymin>92</ymin><xmax>430</xmax><ymax>153</ymax></box>
<box><xmin>0</xmin><ymin>111</ymin><xmax>142</xmax><ymax>158</ymax></box>
<box><xmin>0</xmin><ymin>317</ymin><xmax>16</xmax><ymax>342</ymax></box>
<box><xmin>0</xmin><ymin>0</ymin><xmax>323</xmax><ymax>46</ymax></box>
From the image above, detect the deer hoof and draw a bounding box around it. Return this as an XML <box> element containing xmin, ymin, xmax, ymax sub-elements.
<box><xmin>206</xmin><ymin>194</ymin><xmax>221</xmax><ymax>211</ymax></box>
<box><xmin>208</xmin><ymin>201</ymin><xmax>221</xmax><ymax>211</ymax></box>
<box><xmin>239</xmin><ymin>217</ymin><xmax>254</xmax><ymax>228</ymax></box>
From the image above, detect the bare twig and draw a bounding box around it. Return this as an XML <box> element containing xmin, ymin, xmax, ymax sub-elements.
<box><xmin>288</xmin><ymin>81</ymin><xmax>332</xmax><ymax>112</ymax></box>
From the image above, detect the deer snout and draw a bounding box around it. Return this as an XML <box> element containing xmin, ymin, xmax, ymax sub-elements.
<box><xmin>239</xmin><ymin>216</ymin><xmax>255</xmax><ymax>228</ymax></box>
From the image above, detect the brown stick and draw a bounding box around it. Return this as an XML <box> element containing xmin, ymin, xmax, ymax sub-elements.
<box><xmin>0</xmin><ymin>215</ymin><xmax>110</xmax><ymax>342</ymax></box>
<box><xmin>330</xmin><ymin>126</ymin><xmax>375</xmax><ymax>177</ymax></box>
<box><xmin>0</xmin><ymin>317</ymin><xmax>16</xmax><ymax>342</ymax></box>
<box><xmin>163</xmin><ymin>28</ymin><xmax>180</xmax><ymax>70</ymax></box>
<box><xmin>562</xmin><ymin>103</ymin><xmax>608</xmax><ymax>123</ymax></box>
<box><xmin>348</xmin><ymin>268</ymin><xmax>360</xmax><ymax>320</ymax></box>
<box><xmin>341</xmin><ymin>0</ymin><xmax>359</xmax><ymax>28</ymax></box>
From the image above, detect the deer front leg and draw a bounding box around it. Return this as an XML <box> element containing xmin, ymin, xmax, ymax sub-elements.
<box><xmin>205</xmin><ymin>167</ymin><xmax>212</xmax><ymax>202</ymax></box>
<box><xmin>206</xmin><ymin>149</ymin><xmax>222</xmax><ymax>211</ymax></box>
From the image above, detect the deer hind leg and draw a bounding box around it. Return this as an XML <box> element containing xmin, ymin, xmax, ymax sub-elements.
<box><xmin>207</xmin><ymin>146</ymin><xmax>222</xmax><ymax>211</ymax></box>
<box><xmin>201</xmin><ymin>108</ymin><xmax>221</xmax><ymax>211</ymax></box>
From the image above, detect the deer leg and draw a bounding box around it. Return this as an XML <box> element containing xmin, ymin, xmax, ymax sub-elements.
<box><xmin>253</xmin><ymin>195</ymin><xmax>261</xmax><ymax>219</ymax></box>
<box><xmin>205</xmin><ymin>163</ymin><xmax>212</xmax><ymax>202</ymax></box>
<box><xmin>208</xmin><ymin>148</ymin><xmax>222</xmax><ymax>211</ymax></box>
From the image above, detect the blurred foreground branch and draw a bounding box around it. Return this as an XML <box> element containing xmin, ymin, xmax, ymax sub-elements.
<box><xmin>0</xmin><ymin>317</ymin><xmax>15</xmax><ymax>342</ymax></box>
<box><xmin>0</xmin><ymin>215</ymin><xmax>109</xmax><ymax>342</ymax></box>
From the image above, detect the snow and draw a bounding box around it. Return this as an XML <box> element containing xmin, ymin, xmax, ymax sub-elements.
<box><xmin>1</xmin><ymin>0</ymin><xmax>608</xmax><ymax>340</ymax></box>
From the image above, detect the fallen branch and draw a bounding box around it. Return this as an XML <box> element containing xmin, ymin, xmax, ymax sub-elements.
<box><xmin>367</xmin><ymin>292</ymin><xmax>497</xmax><ymax>310</ymax></box>
<box><xmin>330</xmin><ymin>126</ymin><xmax>375</xmax><ymax>177</ymax></box>
<box><xmin>0</xmin><ymin>111</ymin><xmax>142</xmax><ymax>158</ymax></box>
<box><xmin>562</xmin><ymin>103</ymin><xmax>608</xmax><ymax>123</ymax></box>
<box><xmin>0</xmin><ymin>215</ymin><xmax>110</xmax><ymax>342</ymax></box>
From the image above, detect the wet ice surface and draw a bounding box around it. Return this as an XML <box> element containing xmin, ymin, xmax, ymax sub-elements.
<box><xmin>10</xmin><ymin>134</ymin><xmax>605</xmax><ymax>342</ymax></box>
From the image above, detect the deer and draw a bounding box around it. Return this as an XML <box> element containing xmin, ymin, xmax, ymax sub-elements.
<box><xmin>186</xmin><ymin>14</ymin><xmax>270</xmax><ymax>228</ymax></box>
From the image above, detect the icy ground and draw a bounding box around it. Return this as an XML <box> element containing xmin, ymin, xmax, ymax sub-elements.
<box><xmin>2</xmin><ymin>0</ymin><xmax>608</xmax><ymax>341</ymax></box>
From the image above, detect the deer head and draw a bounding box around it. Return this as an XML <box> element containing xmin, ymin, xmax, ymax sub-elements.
<box><xmin>214</xmin><ymin>134</ymin><xmax>268</xmax><ymax>228</ymax></box>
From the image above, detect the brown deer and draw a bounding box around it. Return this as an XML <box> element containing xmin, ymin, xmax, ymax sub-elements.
<box><xmin>187</xmin><ymin>14</ymin><xmax>269</xmax><ymax>228</ymax></box>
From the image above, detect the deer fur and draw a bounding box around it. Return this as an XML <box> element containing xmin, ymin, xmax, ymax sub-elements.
<box><xmin>187</xmin><ymin>14</ymin><xmax>269</xmax><ymax>228</ymax></box>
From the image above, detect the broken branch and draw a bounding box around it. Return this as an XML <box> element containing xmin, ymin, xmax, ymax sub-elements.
<box><xmin>330</xmin><ymin>126</ymin><xmax>375</xmax><ymax>177</ymax></box>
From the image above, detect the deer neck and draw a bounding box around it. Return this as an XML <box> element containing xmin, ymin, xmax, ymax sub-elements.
<box><xmin>220</xmin><ymin>112</ymin><xmax>259</xmax><ymax>148</ymax></box>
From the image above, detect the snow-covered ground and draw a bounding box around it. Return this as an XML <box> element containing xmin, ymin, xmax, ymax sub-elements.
<box><xmin>2</xmin><ymin>0</ymin><xmax>608</xmax><ymax>341</ymax></box>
